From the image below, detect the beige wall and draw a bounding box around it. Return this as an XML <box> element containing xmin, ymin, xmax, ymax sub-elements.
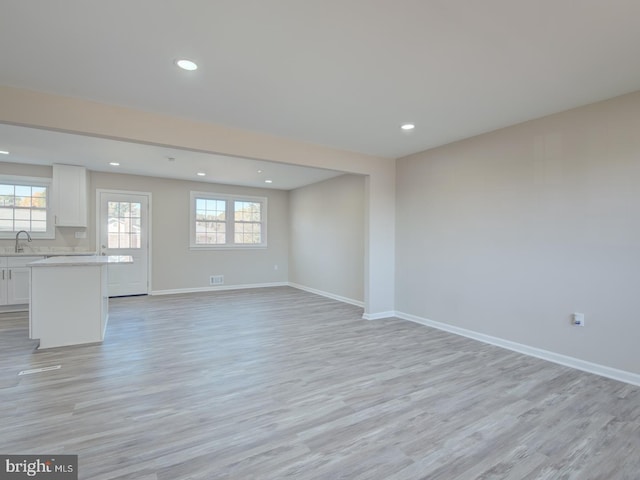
<box><xmin>289</xmin><ymin>174</ymin><xmax>365</xmax><ymax>303</ymax></box>
<box><xmin>0</xmin><ymin>162</ymin><xmax>289</xmax><ymax>290</ymax></box>
<box><xmin>396</xmin><ymin>90</ymin><xmax>640</xmax><ymax>375</ymax></box>
<box><xmin>90</xmin><ymin>172</ymin><xmax>289</xmax><ymax>292</ymax></box>
<box><xmin>0</xmin><ymin>86</ymin><xmax>395</xmax><ymax>316</ymax></box>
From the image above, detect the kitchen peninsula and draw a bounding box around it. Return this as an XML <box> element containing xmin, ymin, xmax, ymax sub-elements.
<box><xmin>29</xmin><ymin>255</ymin><xmax>132</xmax><ymax>349</ymax></box>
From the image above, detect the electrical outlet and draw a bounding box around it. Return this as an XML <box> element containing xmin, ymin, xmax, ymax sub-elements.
<box><xmin>74</xmin><ymin>231</ymin><xmax>87</xmax><ymax>239</ymax></box>
<box><xmin>209</xmin><ymin>275</ymin><xmax>224</xmax><ymax>286</ymax></box>
<box><xmin>572</xmin><ymin>313</ymin><xmax>585</xmax><ymax>327</ymax></box>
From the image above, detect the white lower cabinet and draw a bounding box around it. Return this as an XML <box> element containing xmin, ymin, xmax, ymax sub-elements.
<box><xmin>0</xmin><ymin>262</ymin><xmax>7</xmax><ymax>306</ymax></box>
<box><xmin>0</xmin><ymin>256</ymin><xmax>43</xmax><ymax>308</ymax></box>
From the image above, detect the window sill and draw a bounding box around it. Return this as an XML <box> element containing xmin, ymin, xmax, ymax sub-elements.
<box><xmin>189</xmin><ymin>244</ymin><xmax>267</xmax><ymax>251</ymax></box>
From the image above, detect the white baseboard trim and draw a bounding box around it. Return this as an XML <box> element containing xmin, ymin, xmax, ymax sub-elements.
<box><xmin>363</xmin><ymin>311</ymin><xmax>396</xmax><ymax>321</ymax></box>
<box><xmin>395</xmin><ymin>311</ymin><xmax>640</xmax><ymax>387</ymax></box>
<box><xmin>288</xmin><ymin>283</ymin><xmax>364</xmax><ymax>308</ymax></box>
<box><xmin>151</xmin><ymin>282</ymin><xmax>288</xmax><ymax>296</ymax></box>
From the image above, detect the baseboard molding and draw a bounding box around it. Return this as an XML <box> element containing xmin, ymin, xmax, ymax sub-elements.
<box><xmin>362</xmin><ymin>311</ymin><xmax>396</xmax><ymax>321</ymax></box>
<box><xmin>151</xmin><ymin>282</ymin><xmax>288</xmax><ymax>296</ymax></box>
<box><xmin>395</xmin><ymin>311</ymin><xmax>640</xmax><ymax>387</ymax></box>
<box><xmin>288</xmin><ymin>283</ymin><xmax>364</xmax><ymax>308</ymax></box>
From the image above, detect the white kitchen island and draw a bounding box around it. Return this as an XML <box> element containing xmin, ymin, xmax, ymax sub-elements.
<box><xmin>29</xmin><ymin>255</ymin><xmax>132</xmax><ymax>349</ymax></box>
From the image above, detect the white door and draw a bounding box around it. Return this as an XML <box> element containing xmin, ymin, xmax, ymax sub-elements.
<box><xmin>98</xmin><ymin>191</ymin><xmax>150</xmax><ymax>297</ymax></box>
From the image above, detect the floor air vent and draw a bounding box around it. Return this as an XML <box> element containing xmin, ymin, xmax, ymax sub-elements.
<box><xmin>19</xmin><ymin>365</ymin><xmax>62</xmax><ymax>376</ymax></box>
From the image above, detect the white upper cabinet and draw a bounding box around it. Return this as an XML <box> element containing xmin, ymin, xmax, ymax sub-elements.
<box><xmin>53</xmin><ymin>164</ymin><xmax>88</xmax><ymax>227</ymax></box>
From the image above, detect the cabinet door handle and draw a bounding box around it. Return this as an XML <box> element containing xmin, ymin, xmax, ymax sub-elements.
<box><xmin>8</xmin><ymin>269</ymin><xmax>11</xmax><ymax>280</ymax></box>
<box><xmin>1</xmin><ymin>270</ymin><xmax>4</xmax><ymax>280</ymax></box>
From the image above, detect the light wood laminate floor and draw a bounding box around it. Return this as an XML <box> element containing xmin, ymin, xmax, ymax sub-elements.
<box><xmin>1</xmin><ymin>287</ymin><xmax>639</xmax><ymax>479</ymax></box>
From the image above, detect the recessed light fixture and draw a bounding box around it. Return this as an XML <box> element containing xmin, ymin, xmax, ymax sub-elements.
<box><xmin>257</xmin><ymin>169</ymin><xmax>263</xmax><ymax>174</ymax></box>
<box><xmin>401</xmin><ymin>123</ymin><xmax>415</xmax><ymax>131</ymax></box>
<box><xmin>196</xmin><ymin>172</ymin><xmax>206</xmax><ymax>177</ymax></box>
<box><xmin>175</xmin><ymin>58</ymin><xmax>198</xmax><ymax>71</ymax></box>
<box><xmin>265</xmin><ymin>179</ymin><xmax>273</xmax><ymax>184</ymax></box>
<box><xmin>0</xmin><ymin>150</ymin><xmax>9</xmax><ymax>155</ymax></box>
<box><xmin>109</xmin><ymin>162</ymin><xmax>120</xmax><ymax>166</ymax></box>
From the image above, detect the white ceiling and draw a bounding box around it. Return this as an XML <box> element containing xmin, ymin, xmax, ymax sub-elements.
<box><xmin>0</xmin><ymin>124</ymin><xmax>344</xmax><ymax>190</ymax></box>
<box><xmin>2</xmin><ymin>0</ymin><xmax>640</xmax><ymax>174</ymax></box>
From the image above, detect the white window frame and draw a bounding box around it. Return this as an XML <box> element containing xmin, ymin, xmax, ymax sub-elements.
<box><xmin>189</xmin><ymin>191</ymin><xmax>267</xmax><ymax>249</ymax></box>
<box><xmin>0</xmin><ymin>175</ymin><xmax>55</xmax><ymax>239</ymax></box>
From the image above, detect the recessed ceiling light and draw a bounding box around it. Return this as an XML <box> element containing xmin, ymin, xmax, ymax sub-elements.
<box><xmin>401</xmin><ymin>123</ymin><xmax>415</xmax><ymax>131</ymax></box>
<box><xmin>109</xmin><ymin>162</ymin><xmax>120</xmax><ymax>166</ymax></box>
<box><xmin>175</xmin><ymin>59</ymin><xmax>198</xmax><ymax>71</ymax></box>
<box><xmin>196</xmin><ymin>172</ymin><xmax>206</xmax><ymax>177</ymax></box>
<box><xmin>257</xmin><ymin>169</ymin><xmax>263</xmax><ymax>174</ymax></box>
<box><xmin>265</xmin><ymin>179</ymin><xmax>273</xmax><ymax>184</ymax></box>
<box><xmin>0</xmin><ymin>150</ymin><xmax>9</xmax><ymax>155</ymax></box>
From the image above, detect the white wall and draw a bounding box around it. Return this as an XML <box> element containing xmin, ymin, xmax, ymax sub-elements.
<box><xmin>90</xmin><ymin>171</ymin><xmax>289</xmax><ymax>292</ymax></box>
<box><xmin>289</xmin><ymin>174</ymin><xmax>365</xmax><ymax>304</ymax></box>
<box><xmin>396</xmin><ymin>90</ymin><xmax>640</xmax><ymax>376</ymax></box>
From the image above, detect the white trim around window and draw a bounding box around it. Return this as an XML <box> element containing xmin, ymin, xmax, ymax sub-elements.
<box><xmin>0</xmin><ymin>175</ymin><xmax>55</xmax><ymax>239</ymax></box>
<box><xmin>189</xmin><ymin>191</ymin><xmax>268</xmax><ymax>249</ymax></box>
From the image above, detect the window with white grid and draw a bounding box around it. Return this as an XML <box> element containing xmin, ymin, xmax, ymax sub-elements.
<box><xmin>0</xmin><ymin>177</ymin><xmax>54</xmax><ymax>239</ymax></box>
<box><xmin>190</xmin><ymin>192</ymin><xmax>267</xmax><ymax>249</ymax></box>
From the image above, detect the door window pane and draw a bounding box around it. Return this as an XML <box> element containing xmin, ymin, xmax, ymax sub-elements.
<box><xmin>107</xmin><ymin>201</ymin><xmax>142</xmax><ymax>249</ymax></box>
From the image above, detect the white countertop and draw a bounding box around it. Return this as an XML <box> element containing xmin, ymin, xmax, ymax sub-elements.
<box><xmin>29</xmin><ymin>255</ymin><xmax>133</xmax><ymax>267</ymax></box>
<box><xmin>0</xmin><ymin>249</ymin><xmax>96</xmax><ymax>257</ymax></box>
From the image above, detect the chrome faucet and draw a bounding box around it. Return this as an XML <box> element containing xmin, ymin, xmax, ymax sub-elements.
<box><xmin>15</xmin><ymin>230</ymin><xmax>32</xmax><ymax>253</ymax></box>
